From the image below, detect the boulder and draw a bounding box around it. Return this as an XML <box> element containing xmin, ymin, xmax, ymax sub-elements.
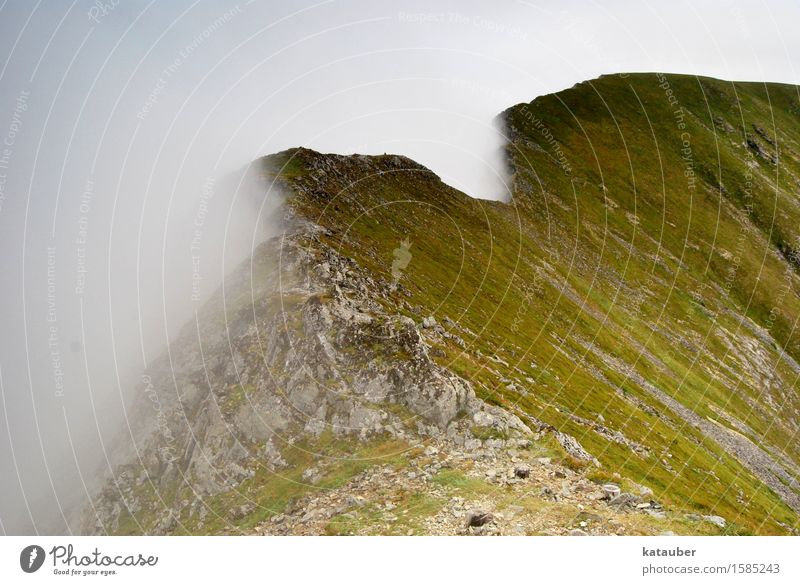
<box><xmin>465</xmin><ymin>510</ymin><xmax>493</xmax><ymax>527</ymax></box>
<box><xmin>514</xmin><ymin>465</ymin><xmax>531</xmax><ymax>479</ymax></box>
<box><xmin>608</xmin><ymin>492</ymin><xmax>641</xmax><ymax>510</ymax></box>
<box><xmin>703</xmin><ymin>515</ymin><xmax>727</xmax><ymax>529</ymax></box>
<box><xmin>422</xmin><ymin>316</ymin><xmax>437</xmax><ymax>328</ymax></box>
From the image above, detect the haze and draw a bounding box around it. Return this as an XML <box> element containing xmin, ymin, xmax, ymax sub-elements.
<box><xmin>1</xmin><ymin>0</ymin><xmax>798</xmax><ymax>534</ymax></box>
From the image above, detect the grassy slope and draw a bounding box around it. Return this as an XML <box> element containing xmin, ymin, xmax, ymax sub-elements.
<box><xmin>266</xmin><ymin>74</ymin><xmax>800</xmax><ymax>534</ymax></box>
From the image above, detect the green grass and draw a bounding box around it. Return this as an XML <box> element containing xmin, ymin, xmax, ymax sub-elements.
<box><xmin>324</xmin><ymin>492</ymin><xmax>443</xmax><ymax>536</ymax></box>
<box><xmin>431</xmin><ymin>469</ymin><xmax>497</xmax><ymax>496</ymax></box>
<box><xmin>470</xmin><ymin>425</ymin><xmax>509</xmax><ymax>441</ymax></box>
<box><xmin>111</xmin><ymin>433</ymin><xmax>412</xmax><ymax>535</ymax></box>
<box><xmin>261</xmin><ymin>74</ymin><xmax>800</xmax><ymax>533</ymax></box>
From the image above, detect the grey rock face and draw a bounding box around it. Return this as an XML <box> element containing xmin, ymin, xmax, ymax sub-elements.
<box><xmin>84</xmin><ymin>222</ymin><xmax>529</xmax><ymax>534</ymax></box>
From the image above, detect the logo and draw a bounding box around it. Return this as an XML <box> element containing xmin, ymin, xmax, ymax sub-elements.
<box><xmin>20</xmin><ymin>545</ymin><xmax>45</xmax><ymax>573</ymax></box>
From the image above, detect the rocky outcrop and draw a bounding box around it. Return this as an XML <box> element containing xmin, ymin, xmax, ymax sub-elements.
<box><xmin>84</xmin><ymin>220</ymin><xmax>532</xmax><ymax>534</ymax></box>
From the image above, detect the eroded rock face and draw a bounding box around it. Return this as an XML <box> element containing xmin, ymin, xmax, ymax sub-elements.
<box><xmin>84</xmin><ymin>222</ymin><xmax>528</xmax><ymax>534</ymax></box>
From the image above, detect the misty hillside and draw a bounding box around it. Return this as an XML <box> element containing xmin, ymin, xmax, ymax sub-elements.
<box><xmin>87</xmin><ymin>73</ymin><xmax>800</xmax><ymax>536</ymax></box>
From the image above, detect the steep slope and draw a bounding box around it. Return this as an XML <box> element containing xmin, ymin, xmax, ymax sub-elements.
<box><xmin>86</xmin><ymin>74</ymin><xmax>800</xmax><ymax>535</ymax></box>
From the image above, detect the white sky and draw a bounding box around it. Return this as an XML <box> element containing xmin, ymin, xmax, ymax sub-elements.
<box><xmin>1</xmin><ymin>0</ymin><xmax>798</xmax><ymax>534</ymax></box>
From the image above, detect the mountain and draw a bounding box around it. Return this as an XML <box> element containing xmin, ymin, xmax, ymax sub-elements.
<box><xmin>86</xmin><ymin>73</ymin><xmax>800</xmax><ymax>535</ymax></box>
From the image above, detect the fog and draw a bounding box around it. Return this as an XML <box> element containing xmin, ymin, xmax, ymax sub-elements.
<box><xmin>1</xmin><ymin>0</ymin><xmax>798</xmax><ymax>534</ymax></box>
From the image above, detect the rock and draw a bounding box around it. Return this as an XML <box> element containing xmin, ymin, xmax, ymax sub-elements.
<box><xmin>422</xmin><ymin>316</ymin><xmax>437</xmax><ymax>328</ymax></box>
<box><xmin>472</xmin><ymin>410</ymin><xmax>495</xmax><ymax>427</ymax></box>
<box><xmin>714</xmin><ymin>116</ymin><xmax>735</xmax><ymax>133</ymax></box>
<box><xmin>465</xmin><ymin>510</ymin><xmax>493</xmax><ymax>527</ymax></box>
<box><xmin>300</xmin><ymin>509</ymin><xmax>319</xmax><ymax>523</ymax></box>
<box><xmin>541</xmin><ymin>487</ymin><xmax>558</xmax><ymax>501</ymax></box>
<box><xmin>608</xmin><ymin>492</ymin><xmax>641</xmax><ymax>510</ymax></box>
<box><xmin>464</xmin><ymin>438</ymin><xmax>482</xmax><ymax>451</ymax></box>
<box><xmin>485</xmin><ymin>438</ymin><xmax>505</xmax><ymax>450</ymax></box>
<box><xmin>229</xmin><ymin>502</ymin><xmax>256</xmax><ymax>520</ymax></box>
<box><xmin>702</xmin><ymin>515</ymin><xmax>727</xmax><ymax>528</ymax></box>
<box><xmin>536</xmin><ymin>457</ymin><xmax>552</xmax><ymax>465</ymax></box>
<box><xmin>752</xmin><ymin>124</ymin><xmax>776</xmax><ymax>146</ymax></box>
<box><xmin>568</xmin><ymin>528</ymin><xmax>588</xmax><ymax>536</ymax></box>
<box><xmin>153</xmin><ymin>512</ymin><xmax>177</xmax><ymax>535</ymax></box>
<box><xmin>302</xmin><ymin>467</ymin><xmax>323</xmax><ymax>485</ymax></box>
<box><xmin>317</xmin><ymin>262</ymin><xmax>331</xmax><ymax>278</ymax></box>
<box><xmin>745</xmin><ymin>138</ymin><xmax>776</xmax><ymax>163</ymax></box>
<box><xmin>399</xmin><ymin>367</ymin><xmax>476</xmax><ymax>430</ymax></box>
<box><xmin>553</xmin><ymin>431</ymin><xmax>596</xmax><ymax>463</ymax></box>
<box><xmin>513</xmin><ymin>465</ymin><xmax>531</xmax><ymax>479</ymax></box>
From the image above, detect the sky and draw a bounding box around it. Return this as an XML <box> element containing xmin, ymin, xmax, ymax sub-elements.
<box><xmin>0</xmin><ymin>0</ymin><xmax>798</xmax><ymax>535</ymax></box>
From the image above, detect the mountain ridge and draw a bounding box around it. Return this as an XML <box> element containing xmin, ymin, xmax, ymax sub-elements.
<box><xmin>85</xmin><ymin>72</ymin><xmax>800</xmax><ymax>535</ymax></box>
